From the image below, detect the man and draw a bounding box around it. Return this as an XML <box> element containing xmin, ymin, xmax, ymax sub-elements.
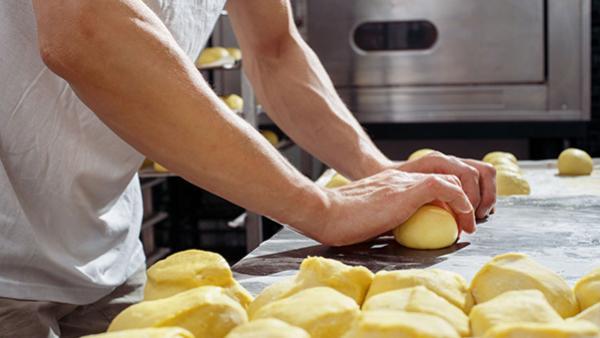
<box><xmin>0</xmin><ymin>0</ymin><xmax>495</xmax><ymax>336</ymax></box>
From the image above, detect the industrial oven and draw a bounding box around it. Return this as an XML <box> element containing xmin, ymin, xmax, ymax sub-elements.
<box><xmin>302</xmin><ymin>0</ymin><xmax>591</xmax><ymax>122</ymax></box>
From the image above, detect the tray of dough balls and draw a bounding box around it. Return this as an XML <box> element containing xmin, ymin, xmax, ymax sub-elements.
<box><xmin>83</xmin><ymin>250</ymin><xmax>600</xmax><ymax>338</ymax></box>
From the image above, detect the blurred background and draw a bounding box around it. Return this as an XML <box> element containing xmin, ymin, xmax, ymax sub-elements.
<box><xmin>139</xmin><ymin>0</ymin><xmax>598</xmax><ymax>265</ymax></box>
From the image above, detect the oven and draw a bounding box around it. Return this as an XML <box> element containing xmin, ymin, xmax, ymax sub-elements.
<box><xmin>303</xmin><ymin>0</ymin><xmax>591</xmax><ymax>122</ymax></box>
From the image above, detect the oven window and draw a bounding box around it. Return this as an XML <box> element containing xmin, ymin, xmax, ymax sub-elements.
<box><xmin>354</xmin><ymin>21</ymin><xmax>438</xmax><ymax>52</ymax></box>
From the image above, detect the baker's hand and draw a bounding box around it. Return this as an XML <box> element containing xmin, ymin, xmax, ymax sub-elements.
<box><xmin>393</xmin><ymin>152</ymin><xmax>496</xmax><ymax>219</ymax></box>
<box><xmin>312</xmin><ymin>169</ymin><xmax>475</xmax><ymax>246</ymax></box>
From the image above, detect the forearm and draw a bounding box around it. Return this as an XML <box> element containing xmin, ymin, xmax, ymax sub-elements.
<box><xmin>241</xmin><ymin>34</ymin><xmax>392</xmax><ymax>180</ymax></box>
<box><xmin>32</xmin><ymin>0</ymin><xmax>327</xmax><ymax>236</ymax></box>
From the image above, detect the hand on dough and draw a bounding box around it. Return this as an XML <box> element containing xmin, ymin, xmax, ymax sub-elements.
<box><xmin>316</xmin><ymin>169</ymin><xmax>475</xmax><ymax>246</ymax></box>
<box><xmin>395</xmin><ymin>152</ymin><xmax>496</xmax><ymax>219</ymax></box>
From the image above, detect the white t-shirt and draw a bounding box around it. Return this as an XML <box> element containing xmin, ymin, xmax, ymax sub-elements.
<box><xmin>0</xmin><ymin>0</ymin><xmax>226</xmax><ymax>304</ymax></box>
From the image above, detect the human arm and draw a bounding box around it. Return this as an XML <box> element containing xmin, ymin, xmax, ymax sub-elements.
<box><xmin>226</xmin><ymin>0</ymin><xmax>496</xmax><ymax>219</ymax></box>
<box><xmin>31</xmin><ymin>0</ymin><xmax>475</xmax><ymax>245</ymax></box>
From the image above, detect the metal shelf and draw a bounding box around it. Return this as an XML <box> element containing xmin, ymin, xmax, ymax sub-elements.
<box><xmin>197</xmin><ymin>60</ymin><xmax>241</xmax><ymax>72</ymax></box>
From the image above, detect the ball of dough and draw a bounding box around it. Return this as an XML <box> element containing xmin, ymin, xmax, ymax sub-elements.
<box><xmin>469</xmin><ymin>290</ymin><xmax>562</xmax><ymax>337</ymax></box>
<box><xmin>483</xmin><ymin>321</ymin><xmax>599</xmax><ymax>338</ymax></box>
<box><xmin>482</xmin><ymin>151</ymin><xmax>518</xmax><ymax>164</ymax></box>
<box><xmin>574</xmin><ymin>268</ymin><xmax>600</xmax><ymax>311</ymax></box>
<box><xmin>572</xmin><ymin>302</ymin><xmax>600</xmax><ymax>329</ymax></box>
<box><xmin>393</xmin><ymin>205</ymin><xmax>458</xmax><ymax>250</ymax></box>
<box><xmin>196</xmin><ymin>47</ymin><xmax>230</xmax><ymax>67</ymax></box>
<box><xmin>81</xmin><ymin>328</ymin><xmax>194</xmax><ymax>338</ymax></box>
<box><xmin>144</xmin><ymin>250</ymin><xmax>253</xmax><ymax>309</ymax></box>
<box><xmin>342</xmin><ymin>310</ymin><xmax>460</xmax><ymax>338</ymax></box>
<box><xmin>109</xmin><ymin>286</ymin><xmax>248</xmax><ymax>338</ymax></box>
<box><xmin>470</xmin><ymin>252</ymin><xmax>579</xmax><ymax>318</ymax></box>
<box><xmin>493</xmin><ymin>163</ymin><xmax>522</xmax><ymax>175</ymax></box>
<box><xmin>408</xmin><ymin>148</ymin><xmax>436</xmax><ymax>161</ymax></box>
<box><xmin>260</xmin><ymin>130</ymin><xmax>279</xmax><ymax>146</ymax></box>
<box><xmin>223</xmin><ymin>94</ymin><xmax>244</xmax><ymax>113</ymax></box>
<box><xmin>153</xmin><ymin>162</ymin><xmax>169</xmax><ymax>173</ymax></box>
<box><xmin>365</xmin><ymin>269</ymin><xmax>473</xmax><ymax>313</ymax></box>
<box><xmin>252</xmin><ymin>287</ymin><xmax>360</xmax><ymax>338</ymax></box>
<box><xmin>248</xmin><ymin>257</ymin><xmax>373</xmax><ymax>318</ymax></box>
<box><xmin>226</xmin><ymin>48</ymin><xmax>242</xmax><ymax>61</ymax></box>
<box><xmin>558</xmin><ymin>148</ymin><xmax>594</xmax><ymax>176</ymax></box>
<box><xmin>248</xmin><ymin>278</ymin><xmax>296</xmax><ymax>319</ymax></box>
<box><xmin>362</xmin><ymin>286</ymin><xmax>470</xmax><ymax>336</ymax></box>
<box><xmin>326</xmin><ymin>173</ymin><xmax>351</xmax><ymax>188</ymax></box>
<box><xmin>496</xmin><ymin>171</ymin><xmax>530</xmax><ymax>196</ymax></box>
<box><xmin>225</xmin><ymin>319</ymin><xmax>310</xmax><ymax>338</ymax></box>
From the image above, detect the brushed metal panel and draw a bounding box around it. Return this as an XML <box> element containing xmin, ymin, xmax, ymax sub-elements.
<box><xmin>307</xmin><ymin>0</ymin><xmax>545</xmax><ymax>86</ymax></box>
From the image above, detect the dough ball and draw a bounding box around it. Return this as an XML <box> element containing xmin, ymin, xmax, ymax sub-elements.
<box><xmin>482</xmin><ymin>151</ymin><xmax>518</xmax><ymax>164</ymax></box>
<box><xmin>248</xmin><ymin>278</ymin><xmax>296</xmax><ymax>319</ymax></box>
<box><xmin>408</xmin><ymin>148</ymin><xmax>437</xmax><ymax>161</ymax></box>
<box><xmin>470</xmin><ymin>252</ymin><xmax>579</xmax><ymax>317</ymax></box>
<box><xmin>496</xmin><ymin>171</ymin><xmax>530</xmax><ymax>196</ymax></box>
<box><xmin>248</xmin><ymin>257</ymin><xmax>373</xmax><ymax>318</ymax></box>
<box><xmin>223</xmin><ymin>94</ymin><xmax>244</xmax><ymax>113</ymax></box>
<box><xmin>469</xmin><ymin>290</ymin><xmax>562</xmax><ymax>337</ymax></box>
<box><xmin>196</xmin><ymin>47</ymin><xmax>230</xmax><ymax>67</ymax></box>
<box><xmin>365</xmin><ymin>269</ymin><xmax>473</xmax><ymax>313</ymax></box>
<box><xmin>144</xmin><ymin>250</ymin><xmax>253</xmax><ymax>309</ymax></box>
<box><xmin>362</xmin><ymin>286</ymin><xmax>470</xmax><ymax>336</ymax></box>
<box><xmin>81</xmin><ymin>328</ymin><xmax>194</xmax><ymax>338</ymax></box>
<box><xmin>572</xmin><ymin>302</ymin><xmax>600</xmax><ymax>330</ymax></box>
<box><xmin>574</xmin><ymin>268</ymin><xmax>600</xmax><ymax>311</ymax></box>
<box><xmin>393</xmin><ymin>205</ymin><xmax>458</xmax><ymax>250</ymax></box>
<box><xmin>493</xmin><ymin>163</ymin><xmax>522</xmax><ymax>175</ymax></box>
<box><xmin>260</xmin><ymin>130</ymin><xmax>279</xmax><ymax>146</ymax></box>
<box><xmin>109</xmin><ymin>286</ymin><xmax>248</xmax><ymax>338</ymax></box>
<box><xmin>558</xmin><ymin>148</ymin><xmax>594</xmax><ymax>176</ymax></box>
<box><xmin>326</xmin><ymin>173</ymin><xmax>351</xmax><ymax>188</ymax></box>
<box><xmin>342</xmin><ymin>310</ymin><xmax>460</xmax><ymax>338</ymax></box>
<box><xmin>295</xmin><ymin>256</ymin><xmax>373</xmax><ymax>305</ymax></box>
<box><xmin>226</xmin><ymin>48</ymin><xmax>242</xmax><ymax>61</ymax></box>
<box><xmin>225</xmin><ymin>319</ymin><xmax>310</xmax><ymax>338</ymax></box>
<box><xmin>483</xmin><ymin>321</ymin><xmax>599</xmax><ymax>338</ymax></box>
<box><xmin>153</xmin><ymin>162</ymin><xmax>169</xmax><ymax>173</ymax></box>
<box><xmin>252</xmin><ymin>287</ymin><xmax>360</xmax><ymax>338</ymax></box>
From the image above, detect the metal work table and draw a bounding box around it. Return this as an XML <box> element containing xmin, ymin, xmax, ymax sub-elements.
<box><xmin>233</xmin><ymin>160</ymin><xmax>600</xmax><ymax>295</ymax></box>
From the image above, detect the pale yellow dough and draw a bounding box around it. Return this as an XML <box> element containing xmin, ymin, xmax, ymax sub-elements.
<box><xmin>571</xmin><ymin>302</ymin><xmax>600</xmax><ymax>329</ymax></box>
<box><xmin>362</xmin><ymin>286</ymin><xmax>470</xmax><ymax>336</ymax></box>
<box><xmin>493</xmin><ymin>163</ymin><xmax>522</xmax><ymax>175</ymax></box>
<box><xmin>225</xmin><ymin>319</ymin><xmax>310</xmax><ymax>338</ymax></box>
<box><xmin>144</xmin><ymin>250</ymin><xmax>253</xmax><ymax>309</ymax></box>
<box><xmin>247</xmin><ymin>257</ymin><xmax>373</xmax><ymax>318</ymax></box>
<box><xmin>482</xmin><ymin>151</ymin><xmax>518</xmax><ymax>164</ymax></box>
<box><xmin>342</xmin><ymin>310</ymin><xmax>460</xmax><ymax>338</ymax></box>
<box><xmin>326</xmin><ymin>173</ymin><xmax>352</xmax><ymax>188</ymax></box>
<box><xmin>252</xmin><ymin>287</ymin><xmax>360</xmax><ymax>338</ymax></box>
<box><xmin>366</xmin><ymin>269</ymin><xmax>473</xmax><ymax>313</ymax></box>
<box><xmin>575</xmin><ymin>268</ymin><xmax>600</xmax><ymax>310</ymax></box>
<box><xmin>470</xmin><ymin>252</ymin><xmax>579</xmax><ymax>318</ymax></box>
<box><xmin>82</xmin><ymin>328</ymin><xmax>195</xmax><ymax>338</ymax></box>
<box><xmin>558</xmin><ymin>148</ymin><xmax>594</xmax><ymax>176</ymax></box>
<box><xmin>222</xmin><ymin>94</ymin><xmax>244</xmax><ymax>113</ymax></box>
<box><xmin>469</xmin><ymin>289</ymin><xmax>562</xmax><ymax>337</ymax></box>
<box><xmin>260</xmin><ymin>130</ymin><xmax>279</xmax><ymax>146</ymax></box>
<box><xmin>196</xmin><ymin>47</ymin><xmax>230</xmax><ymax>67</ymax></box>
<box><xmin>408</xmin><ymin>148</ymin><xmax>437</xmax><ymax>161</ymax></box>
<box><xmin>393</xmin><ymin>205</ymin><xmax>458</xmax><ymax>250</ymax></box>
<box><xmin>108</xmin><ymin>286</ymin><xmax>247</xmax><ymax>338</ymax></box>
<box><xmin>496</xmin><ymin>171</ymin><xmax>530</xmax><ymax>196</ymax></box>
<box><xmin>483</xmin><ymin>321</ymin><xmax>599</xmax><ymax>338</ymax></box>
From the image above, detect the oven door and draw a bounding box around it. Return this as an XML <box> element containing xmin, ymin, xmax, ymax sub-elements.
<box><xmin>306</xmin><ymin>0</ymin><xmax>545</xmax><ymax>87</ymax></box>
